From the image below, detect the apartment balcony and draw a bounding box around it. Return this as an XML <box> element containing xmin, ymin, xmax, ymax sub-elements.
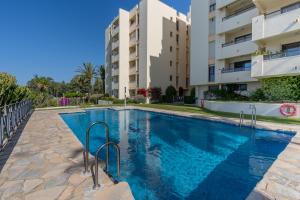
<box><xmin>216</xmin><ymin>0</ymin><xmax>237</xmax><ymax>9</ymax></box>
<box><xmin>216</xmin><ymin>37</ymin><xmax>257</xmax><ymax>59</ymax></box>
<box><xmin>251</xmin><ymin>51</ymin><xmax>300</xmax><ymax>78</ymax></box>
<box><xmin>253</xmin><ymin>0</ymin><xmax>300</xmax><ymax>13</ymax></box>
<box><xmin>112</xmin><ymin>82</ymin><xmax>119</xmax><ymax>90</ymax></box>
<box><xmin>111</xmin><ymin>54</ymin><xmax>119</xmax><ymax>63</ymax></box>
<box><xmin>112</xmin><ymin>68</ymin><xmax>119</xmax><ymax>76</ymax></box>
<box><xmin>252</xmin><ymin>7</ymin><xmax>300</xmax><ymax>42</ymax></box>
<box><xmin>129</xmin><ymin>38</ymin><xmax>138</xmax><ymax>47</ymax></box>
<box><xmin>112</xmin><ymin>27</ymin><xmax>119</xmax><ymax>36</ymax></box>
<box><xmin>129</xmin><ymin>66</ymin><xmax>137</xmax><ymax>75</ymax></box>
<box><xmin>219</xmin><ymin>66</ymin><xmax>254</xmax><ymax>83</ymax></box>
<box><xmin>112</xmin><ymin>41</ymin><xmax>119</xmax><ymax>50</ymax></box>
<box><xmin>129</xmin><ymin>52</ymin><xmax>138</xmax><ymax>61</ymax></box>
<box><xmin>129</xmin><ymin>81</ymin><xmax>137</xmax><ymax>89</ymax></box>
<box><xmin>216</xmin><ymin>5</ymin><xmax>258</xmax><ymax>34</ymax></box>
<box><xmin>129</xmin><ymin>22</ymin><xmax>138</xmax><ymax>33</ymax></box>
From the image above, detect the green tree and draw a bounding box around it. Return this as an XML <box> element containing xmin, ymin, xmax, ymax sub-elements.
<box><xmin>0</xmin><ymin>73</ymin><xmax>31</xmax><ymax>107</ymax></box>
<box><xmin>76</xmin><ymin>63</ymin><xmax>96</xmax><ymax>100</ymax></box>
<box><xmin>99</xmin><ymin>65</ymin><xmax>105</xmax><ymax>93</ymax></box>
<box><xmin>27</xmin><ymin>75</ymin><xmax>54</xmax><ymax>94</ymax></box>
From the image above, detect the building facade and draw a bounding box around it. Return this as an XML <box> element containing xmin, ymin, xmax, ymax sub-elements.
<box><xmin>191</xmin><ymin>0</ymin><xmax>300</xmax><ymax>103</ymax></box>
<box><xmin>105</xmin><ymin>0</ymin><xmax>191</xmax><ymax>99</ymax></box>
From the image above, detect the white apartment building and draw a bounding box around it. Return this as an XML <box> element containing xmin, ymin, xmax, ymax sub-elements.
<box><xmin>190</xmin><ymin>0</ymin><xmax>300</xmax><ymax>101</ymax></box>
<box><xmin>105</xmin><ymin>0</ymin><xmax>190</xmax><ymax>99</ymax></box>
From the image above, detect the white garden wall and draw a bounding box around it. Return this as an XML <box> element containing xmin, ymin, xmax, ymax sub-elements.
<box><xmin>202</xmin><ymin>100</ymin><xmax>300</xmax><ymax>118</ymax></box>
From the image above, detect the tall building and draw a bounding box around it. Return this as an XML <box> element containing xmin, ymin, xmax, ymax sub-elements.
<box><xmin>105</xmin><ymin>0</ymin><xmax>191</xmax><ymax>99</ymax></box>
<box><xmin>190</xmin><ymin>0</ymin><xmax>300</xmax><ymax>101</ymax></box>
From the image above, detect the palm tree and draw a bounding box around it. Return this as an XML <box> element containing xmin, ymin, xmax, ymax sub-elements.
<box><xmin>76</xmin><ymin>63</ymin><xmax>96</xmax><ymax>100</ymax></box>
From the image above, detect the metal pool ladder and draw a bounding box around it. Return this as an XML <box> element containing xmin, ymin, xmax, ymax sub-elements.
<box><xmin>249</xmin><ymin>105</ymin><xmax>257</xmax><ymax>128</ymax></box>
<box><xmin>83</xmin><ymin>121</ymin><xmax>110</xmax><ymax>174</ymax></box>
<box><xmin>239</xmin><ymin>111</ymin><xmax>244</xmax><ymax>127</ymax></box>
<box><xmin>90</xmin><ymin>141</ymin><xmax>121</xmax><ymax>189</ymax></box>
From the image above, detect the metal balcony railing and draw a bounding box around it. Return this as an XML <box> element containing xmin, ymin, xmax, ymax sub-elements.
<box><xmin>222</xmin><ymin>4</ymin><xmax>256</xmax><ymax>21</ymax></box>
<box><xmin>222</xmin><ymin>34</ymin><xmax>252</xmax><ymax>47</ymax></box>
<box><xmin>221</xmin><ymin>66</ymin><xmax>251</xmax><ymax>73</ymax></box>
<box><xmin>0</xmin><ymin>100</ymin><xmax>32</xmax><ymax>150</ymax></box>
<box><xmin>264</xmin><ymin>49</ymin><xmax>300</xmax><ymax>60</ymax></box>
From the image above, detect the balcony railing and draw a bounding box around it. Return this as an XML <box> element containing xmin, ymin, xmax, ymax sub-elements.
<box><xmin>265</xmin><ymin>4</ymin><xmax>300</xmax><ymax>19</ymax></box>
<box><xmin>222</xmin><ymin>4</ymin><xmax>256</xmax><ymax>21</ymax></box>
<box><xmin>222</xmin><ymin>34</ymin><xmax>252</xmax><ymax>47</ymax></box>
<box><xmin>0</xmin><ymin>100</ymin><xmax>32</xmax><ymax>150</ymax></box>
<box><xmin>264</xmin><ymin>49</ymin><xmax>300</xmax><ymax>60</ymax></box>
<box><xmin>221</xmin><ymin>66</ymin><xmax>251</xmax><ymax>73</ymax></box>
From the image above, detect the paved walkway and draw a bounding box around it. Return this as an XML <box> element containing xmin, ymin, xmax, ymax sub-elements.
<box><xmin>0</xmin><ymin>106</ymin><xmax>300</xmax><ymax>200</ymax></box>
<box><xmin>0</xmin><ymin>109</ymin><xmax>134</xmax><ymax>200</ymax></box>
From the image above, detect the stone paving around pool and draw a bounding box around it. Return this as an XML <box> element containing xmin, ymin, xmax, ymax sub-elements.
<box><xmin>0</xmin><ymin>109</ymin><xmax>134</xmax><ymax>200</ymax></box>
<box><xmin>0</xmin><ymin>106</ymin><xmax>300</xmax><ymax>200</ymax></box>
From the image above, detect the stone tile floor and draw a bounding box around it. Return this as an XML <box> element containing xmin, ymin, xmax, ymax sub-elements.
<box><xmin>0</xmin><ymin>106</ymin><xmax>300</xmax><ymax>200</ymax></box>
<box><xmin>0</xmin><ymin>109</ymin><xmax>134</xmax><ymax>200</ymax></box>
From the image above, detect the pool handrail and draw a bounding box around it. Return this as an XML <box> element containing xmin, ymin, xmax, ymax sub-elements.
<box><xmin>239</xmin><ymin>111</ymin><xmax>244</xmax><ymax>127</ymax></box>
<box><xmin>90</xmin><ymin>141</ymin><xmax>120</xmax><ymax>189</ymax></box>
<box><xmin>83</xmin><ymin>121</ymin><xmax>110</xmax><ymax>174</ymax></box>
<box><xmin>249</xmin><ymin>105</ymin><xmax>257</xmax><ymax>128</ymax></box>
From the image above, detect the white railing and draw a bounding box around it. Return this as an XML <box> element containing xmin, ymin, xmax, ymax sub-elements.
<box><xmin>0</xmin><ymin>100</ymin><xmax>32</xmax><ymax>150</ymax></box>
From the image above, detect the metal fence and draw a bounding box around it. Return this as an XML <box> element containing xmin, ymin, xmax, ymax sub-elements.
<box><xmin>0</xmin><ymin>100</ymin><xmax>32</xmax><ymax>150</ymax></box>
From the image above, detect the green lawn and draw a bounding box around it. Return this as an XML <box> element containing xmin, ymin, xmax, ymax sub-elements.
<box><xmin>135</xmin><ymin>104</ymin><xmax>300</xmax><ymax>125</ymax></box>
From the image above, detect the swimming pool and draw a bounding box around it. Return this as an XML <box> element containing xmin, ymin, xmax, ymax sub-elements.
<box><xmin>61</xmin><ymin>109</ymin><xmax>294</xmax><ymax>200</ymax></box>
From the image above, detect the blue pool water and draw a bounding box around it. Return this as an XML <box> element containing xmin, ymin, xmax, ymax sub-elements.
<box><xmin>61</xmin><ymin>109</ymin><xmax>294</xmax><ymax>200</ymax></box>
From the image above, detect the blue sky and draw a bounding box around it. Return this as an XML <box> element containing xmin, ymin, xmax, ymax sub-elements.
<box><xmin>0</xmin><ymin>0</ymin><xmax>191</xmax><ymax>85</ymax></box>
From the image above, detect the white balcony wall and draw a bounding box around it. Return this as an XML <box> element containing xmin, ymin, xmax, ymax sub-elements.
<box><xmin>216</xmin><ymin>0</ymin><xmax>237</xmax><ymax>9</ymax></box>
<box><xmin>112</xmin><ymin>68</ymin><xmax>119</xmax><ymax>76</ymax></box>
<box><xmin>112</xmin><ymin>41</ymin><xmax>119</xmax><ymax>50</ymax></box>
<box><xmin>129</xmin><ymin>82</ymin><xmax>137</xmax><ymax>89</ymax></box>
<box><xmin>252</xmin><ymin>55</ymin><xmax>300</xmax><ymax>78</ymax></box>
<box><xmin>216</xmin><ymin>8</ymin><xmax>258</xmax><ymax>34</ymax></box>
<box><xmin>129</xmin><ymin>67</ymin><xmax>137</xmax><ymax>74</ymax></box>
<box><xmin>112</xmin><ymin>82</ymin><xmax>119</xmax><ymax>90</ymax></box>
<box><xmin>112</xmin><ymin>27</ymin><xmax>119</xmax><ymax>36</ymax></box>
<box><xmin>218</xmin><ymin>70</ymin><xmax>255</xmax><ymax>83</ymax></box>
<box><xmin>216</xmin><ymin>40</ymin><xmax>257</xmax><ymax>60</ymax></box>
<box><xmin>111</xmin><ymin>55</ymin><xmax>119</xmax><ymax>63</ymax></box>
<box><xmin>252</xmin><ymin>9</ymin><xmax>300</xmax><ymax>41</ymax></box>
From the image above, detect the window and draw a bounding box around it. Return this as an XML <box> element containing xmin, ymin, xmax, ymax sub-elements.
<box><xmin>282</xmin><ymin>41</ymin><xmax>300</xmax><ymax>57</ymax></box>
<box><xmin>209</xmin><ymin>41</ymin><xmax>215</xmax><ymax>59</ymax></box>
<box><xmin>170</xmin><ymin>46</ymin><xmax>173</xmax><ymax>52</ymax></box>
<box><xmin>234</xmin><ymin>33</ymin><xmax>252</xmax><ymax>43</ymax></box>
<box><xmin>222</xmin><ymin>84</ymin><xmax>247</xmax><ymax>91</ymax></box>
<box><xmin>234</xmin><ymin>60</ymin><xmax>251</xmax><ymax>71</ymax></box>
<box><xmin>281</xmin><ymin>2</ymin><xmax>300</xmax><ymax>14</ymax></box>
<box><xmin>176</xmin><ymin>34</ymin><xmax>179</xmax><ymax>44</ymax></box>
<box><xmin>170</xmin><ymin>75</ymin><xmax>173</xmax><ymax>81</ymax></box>
<box><xmin>208</xmin><ymin>65</ymin><xmax>215</xmax><ymax>82</ymax></box>
<box><xmin>209</xmin><ymin>3</ymin><xmax>216</xmax><ymax>12</ymax></box>
<box><xmin>176</xmin><ymin>76</ymin><xmax>179</xmax><ymax>87</ymax></box>
<box><xmin>176</xmin><ymin>20</ymin><xmax>179</xmax><ymax>31</ymax></box>
<box><xmin>209</xmin><ymin>17</ymin><xmax>216</xmax><ymax>35</ymax></box>
<box><xmin>170</xmin><ymin>31</ymin><xmax>173</xmax><ymax>37</ymax></box>
<box><xmin>170</xmin><ymin>61</ymin><xmax>173</xmax><ymax>67</ymax></box>
<box><xmin>186</xmin><ymin>78</ymin><xmax>189</xmax><ymax>88</ymax></box>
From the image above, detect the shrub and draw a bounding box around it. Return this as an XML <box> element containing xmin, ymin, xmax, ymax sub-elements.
<box><xmin>64</xmin><ymin>92</ymin><xmax>83</xmax><ymax>98</ymax></box>
<box><xmin>184</xmin><ymin>96</ymin><xmax>196</xmax><ymax>104</ymax></box>
<box><xmin>204</xmin><ymin>89</ymin><xmax>249</xmax><ymax>101</ymax></box>
<box><xmin>149</xmin><ymin>87</ymin><xmax>162</xmax><ymax>102</ymax></box>
<box><xmin>249</xmin><ymin>88</ymin><xmax>266</xmax><ymax>101</ymax></box>
<box><xmin>261</xmin><ymin>76</ymin><xmax>300</xmax><ymax>101</ymax></box>
<box><xmin>165</xmin><ymin>85</ymin><xmax>177</xmax><ymax>98</ymax></box>
<box><xmin>133</xmin><ymin>95</ymin><xmax>146</xmax><ymax>104</ymax></box>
